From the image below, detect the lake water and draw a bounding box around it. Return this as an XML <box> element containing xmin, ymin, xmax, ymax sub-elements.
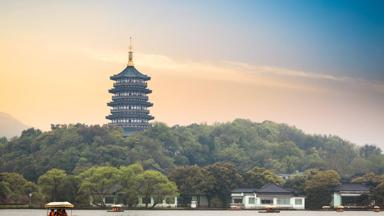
<box><xmin>0</xmin><ymin>209</ymin><xmax>380</xmax><ymax>216</ymax></box>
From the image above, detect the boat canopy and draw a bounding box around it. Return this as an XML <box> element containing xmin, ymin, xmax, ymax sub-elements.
<box><xmin>45</xmin><ymin>202</ymin><xmax>74</xmax><ymax>208</ymax></box>
<box><xmin>111</xmin><ymin>204</ymin><xmax>123</xmax><ymax>208</ymax></box>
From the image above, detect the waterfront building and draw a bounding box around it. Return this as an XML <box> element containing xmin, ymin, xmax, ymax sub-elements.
<box><xmin>230</xmin><ymin>184</ymin><xmax>305</xmax><ymax>210</ymax></box>
<box><xmin>137</xmin><ymin>196</ymin><xmax>178</xmax><ymax>208</ymax></box>
<box><xmin>91</xmin><ymin>194</ymin><xmax>178</xmax><ymax>208</ymax></box>
<box><xmin>106</xmin><ymin>41</ymin><xmax>154</xmax><ymax>135</ymax></box>
<box><xmin>331</xmin><ymin>183</ymin><xmax>371</xmax><ymax>208</ymax></box>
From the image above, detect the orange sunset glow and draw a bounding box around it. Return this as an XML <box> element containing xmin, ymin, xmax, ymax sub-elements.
<box><xmin>0</xmin><ymin>0</ymin><xmax>383</xmax><ymax>148</ymax></box>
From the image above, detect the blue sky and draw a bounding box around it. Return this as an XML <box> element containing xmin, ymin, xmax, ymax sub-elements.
<box><xmin>96</xmin><ymin>0</ymin><xmax>384</xmax><ymax>80</ymax></box>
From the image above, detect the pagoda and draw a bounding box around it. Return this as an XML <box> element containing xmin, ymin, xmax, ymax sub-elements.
<box><xmin>106</xmin><ymin>40</ymin><xmax>154</xmax><ymax>134</ymax></box>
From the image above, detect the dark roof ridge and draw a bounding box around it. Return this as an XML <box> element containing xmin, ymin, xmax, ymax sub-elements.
<box><xmin>111</xmin><ymin>65</ymin><xmax>150</xmax><ymax>80</ymax></box>
<box><xmin>232</xmin><ymin>183</ymin><xmax>297</xmax><ymax>194</ymax></box>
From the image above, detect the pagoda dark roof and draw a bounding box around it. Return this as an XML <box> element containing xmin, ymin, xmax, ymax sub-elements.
<box><xmin>335</xmin><ymin>183</ymin><xmax>370</xmax><ymax>192</ymax></box>
<box><xmin>111</xmin><ymin>66</ymin><xmax>150</xmax><ymax>81</ymax></box>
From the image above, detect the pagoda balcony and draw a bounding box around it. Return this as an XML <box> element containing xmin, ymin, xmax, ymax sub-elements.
<box><xmin>113</xmin><ymin>82</ymin><xmax>147</xmax><ymax>88</ymax></box>
<box><xmin>110</xmin><ymin>122</ymin><xmax>150</xmax><ymax>128</ymax></box>
<box><xmin>109</xmin><ymin>87</ymin><xmax>152</xmax><ymax>94</ymax></box>
<box><xmin>106</xmin><ymin>113</ymin><xmax>154</xmax><ymax>120</ymax></box>
<box><xmin>110</xmin><ymin>109</ymin><xmax>150</xmax><ymax>115</ymax></box>
<box><xmin>111</xmin><ymin>95</ymin><xmax>148</xmax><ymax>100</ymax></box>
<box><xmin>107</xmin><ymin>100</ymin><xmax>153</xmax><ymax>107</ymax></box>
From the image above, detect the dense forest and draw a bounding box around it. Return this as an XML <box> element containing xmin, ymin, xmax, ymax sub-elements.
<box><xmin>1</xmin><ymin>119</ymin><xmax>384</xmax><ymax>208</ymax></box>
<box><xmin>1</xmin><ymin>119</ymin><xmax>383</xmax><ymax>181</ymax></box>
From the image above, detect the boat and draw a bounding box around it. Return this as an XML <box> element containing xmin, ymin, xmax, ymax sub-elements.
<box><xmin>258</xmin><ymin>206</ymin><xmax>280</xmax><ymax>213</ymax></box>
<box><xmin>108</xmin><ymin>204</ymin><xmax>124</xmax><ymax>212</ymax></box>
<box><xmin>335</xmin><ymin>205</ymin><xmax>344</xmax><ymax>212</ymax></box>
<box><xmin>373</xmin><ymin>206</ymin><xmax>380</xmax><ymax>212</ymax></box>
<box><xmin>45</xmin><ymin>201</ymin><xmax>74</xmax><ymax>216</ymax></box>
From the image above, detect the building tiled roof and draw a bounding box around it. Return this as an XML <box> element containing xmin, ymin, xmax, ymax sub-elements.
<box><xmin>335</xmin><ymin>183</ymin><xmax>370</xmax><ymax>192</ymax></box>
<box><xmin>111</xmin><ymin>66</ymin><xmax>150</xmax><ymax>80</ymax></box>
<box><xmin>231</xmin><ymin>184</ymin><xmax>294</xmax><ymax>195</ymax></box>
<box><xmin>256</xmin><ymin>183</ymin><xmax>294</xmax><ymax>194</ymax></box>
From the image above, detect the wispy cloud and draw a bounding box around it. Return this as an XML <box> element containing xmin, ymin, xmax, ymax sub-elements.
<box><xmin>86</xmin><ymin>49</ymin><xmax>384</xmax><ymax>95</ymax></box>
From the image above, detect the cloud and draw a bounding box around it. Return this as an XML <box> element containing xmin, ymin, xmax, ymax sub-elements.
<box><xmin>86</xmin><ymin>48</ymin><xmax>384</xmax><ymax>95</ymax></box>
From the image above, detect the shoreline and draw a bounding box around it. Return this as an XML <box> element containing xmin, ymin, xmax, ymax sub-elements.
<box><xmin>0</xmin><ymin>207</ymin><xmax>379</xmax><ymax>211</ymax></box>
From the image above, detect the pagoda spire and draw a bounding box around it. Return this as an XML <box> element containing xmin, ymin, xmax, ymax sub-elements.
<box><xmin>128</xmin><ymin>37</ymin><xmax>134</xmax><ymax>66</ymax></box>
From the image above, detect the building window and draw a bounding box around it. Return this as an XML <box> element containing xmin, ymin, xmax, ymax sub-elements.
<box><xmin>248</xmin><ymin>197</ymin><xmax>255</xmax><ymax>204</ymax></box>
<box><xmin>277</xmin><ymin>198</ymin><xmax>290</xmax><ymax>205</ymax></box>
<box><xmin>261</xmin><ymin>199</ymin><xmax>273</xmax><ymax>204</ymax></box>
<box><xmin>233</xmin><ymin>198</ymin><xmax>243</xmax><ymax>204</ymax></box>
<box><xmin>295</xmin><ymin>198</ymin><xmax>302</xmax><ymax>205</ymax></box>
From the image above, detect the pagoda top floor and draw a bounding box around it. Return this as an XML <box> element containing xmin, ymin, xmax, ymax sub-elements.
<box><xmin>111</xmin><ymin>65</ymin><xmax>150</xmax><ymax>81</ymax></box>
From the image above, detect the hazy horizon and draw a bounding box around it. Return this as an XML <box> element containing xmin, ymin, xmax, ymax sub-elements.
<box><xmin>0</xmin><ymin>0</ymin><xmax>383</xmax><ymax>148</ymax></box>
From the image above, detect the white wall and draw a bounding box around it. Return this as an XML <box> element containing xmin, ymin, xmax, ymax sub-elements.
<box><xmin>231</xmin><ymin>193</ymin><xmax>305</xmax><ymax>210</ymax></box>
<box><xmin>137</xmin><ymin>196</ymin><xmax>178</xmax><ymax>208</ymax></box>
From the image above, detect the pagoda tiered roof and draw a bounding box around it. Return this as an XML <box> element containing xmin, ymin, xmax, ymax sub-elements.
<box><xmin>109</xmin><ymin>86</ymin><xmax>152</xmax><ymax>94</ymax></box>
<box><xmin>110</xmin><ymin>66</ymin><xmax>150</xmax><ymax>81</ymax></box>
<box><xmin>107</xmin><ymin>100</ymin><xmax>153</xmax><ymax>107</ymax></box>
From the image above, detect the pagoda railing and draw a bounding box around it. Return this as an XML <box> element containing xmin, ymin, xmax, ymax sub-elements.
<box><xmin>106</xmin><ymin>113</ymin><xmax>154</xmax><ymax>120</ymax></box>
<box><xmin>109</xmin><ymin>87</ymin><xmax>152</xmax><ymax>94</ymax></box>
<box><xmin>111</xmin><ymin>122</ymin><xmax>150</xmax><ymax>128</ymax></box>
<box><xmin>113</xmin><ymin>82</ymin><xmax>147</xmax><ymax>88</ymax></box>
<box><xmin>107</xmin><ymin>100</ymin><xmax>153</xmax><ymax>107</ymax></box>
<box><xmin>112</xmin><ymin>95</ymin><xmax>148</xmax><ymax>100</ymax></box>
<box><xmin>110</xmin><ymin>109</ymin><xmax>150</xmax><ymax>114</ymax></box>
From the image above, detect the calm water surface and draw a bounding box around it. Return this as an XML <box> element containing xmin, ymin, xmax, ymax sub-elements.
<box><xmin>0</xmin><ymin>209</ymin><xmax>380</xmax><ymax>216</ymax></box>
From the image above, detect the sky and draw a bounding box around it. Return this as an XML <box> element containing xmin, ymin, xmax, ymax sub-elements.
<box><xmin>0</xmin><ymin>0</ymin><xmax>383</xmax><ymax>147</ymax></box>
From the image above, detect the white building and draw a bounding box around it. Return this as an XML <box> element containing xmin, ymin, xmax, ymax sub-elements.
<box><xmin>137</xmin><ymin>196</ymin><xmax>178</xmax><ymax>208</ymax></box>
<box><xmin>331</xmin><ymin>183</ymin><xmax>371</xmax><ymax>208</ymax></box>
<box><xmin>230</xmin><ymin>184</ymin><xmax>305</xmax><ymax>209</ymax></box>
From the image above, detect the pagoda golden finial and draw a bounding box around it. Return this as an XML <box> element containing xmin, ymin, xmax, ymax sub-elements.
<box><xmin>128</xmin><ymin>37</ymin><xmax>134</xmax><ymax>66</ymax></box>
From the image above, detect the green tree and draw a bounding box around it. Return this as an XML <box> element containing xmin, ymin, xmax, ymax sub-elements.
<box><xmin>57</xmin><ymin>175</ymin><xmax>86</xmax><ymax>206</ymax></box>
<box><xmin>284</xmin><ymin>173</ymin><xmax>307</xmax><ymax>195</ymax></box>
<box><xmin>169</xmin><ymin>165</ymin><xmax>214</xmax><ymax>207</ymax></box>
<box><xmin>351</xmin><ymin>172</ymin><xmax>384</xmax><ymax>187</ymax></box>
<box><xmin>206</xmin><ymin>163</ymin><xmax>242</xmax><ymax>207</ymax></box>
<box><xmin>79</xmin><ymin>166</ymin><xmax>120</xmax><ymax>207</ymax></box>
<box><xmin>243</xmin><ymin>167</ymin><xmax>284</xmax><ymax>188</ymax></box>
<box><xmin>37</xmin><ymin>169</ymin><xmax>67</xmax><ymax>201</ymax></box>
<box><xmin>119</xmin><ymin>163</ymin><xmax>144</xmax><ymax>207</ymax></box>
<box><xmin>375</xmin><ymin>180</ymin><xmax>384</xmax><ymax>207</ymax></box>
<box><xmin>135</xmin><ymin>170</ymin><xmax>178</xmax><ymax>208</ymax></box>
<box><xmin>304</xmin><ymin>169</ymin><xmax>341</xmax><ymax>209</ymax></box>
<box><xmin>359</xmin><ymin>144</ymin><xmax>382</xmax><ymax>158</ymax></box>
<box><xmin>0</xmin><ymin>172</ymin><xmax>37</xmax><ymax>204</ymax></box>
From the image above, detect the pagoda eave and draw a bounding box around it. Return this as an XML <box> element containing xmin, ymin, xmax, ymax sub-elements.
<box><xmin>109</xmin><ymin>88</ymin><xmax>152</xmax><ymax>94</ymax></box>
<box><xmin>106</xmin><ymin>114</ymin><xmax>154</xmax><ymax>120</ymax></box>
<box><xmin>107</xmin><ymin>101</ymin><xmax>153</xmax><ymax>107</ymax></box>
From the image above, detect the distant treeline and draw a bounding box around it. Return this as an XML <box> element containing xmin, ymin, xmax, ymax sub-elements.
<box><xmin>1</xmin><ymin>164</ymin><xmax>384</xmax><ymax>209</ymax></box>
<box><xmin>1</xmin><ymin>119</ymin><xmax>384</xmax><ymax>208</ymax></box>
<box><xmin>1</xmin><ymin>119</ymin><xmax>383</xmax><ymax>179</ymax></box>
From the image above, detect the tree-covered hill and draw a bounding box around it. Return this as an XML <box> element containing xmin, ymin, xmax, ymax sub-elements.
<box><xmin>0</xmin><ymin>119</ymin><xmax>383</xmax><ymax>181</ymax></box>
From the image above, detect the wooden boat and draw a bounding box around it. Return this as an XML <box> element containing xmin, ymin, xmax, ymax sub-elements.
<box><xmin>335</xmin><ymin>205</ymin><xmax>344</xmax><ymax>212</ymax></box>
<box><xmin>45</xmin><ymin>201</ymin><xmax>74</xmax><ymax>216</ymax></box>
<box><xmin>107</xmin><ymin>204</ymin><xmax>124</xmax><ymax>212</ymax></box>
<box><xmin>258</xmin><ymin>206</ymin><xmax>280</xmax><ymax>213</ymax></box>
<box><xmin>373</xmin><ymin>206</ymin><xmax>380</xmax><ymax>212</ymax></box>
